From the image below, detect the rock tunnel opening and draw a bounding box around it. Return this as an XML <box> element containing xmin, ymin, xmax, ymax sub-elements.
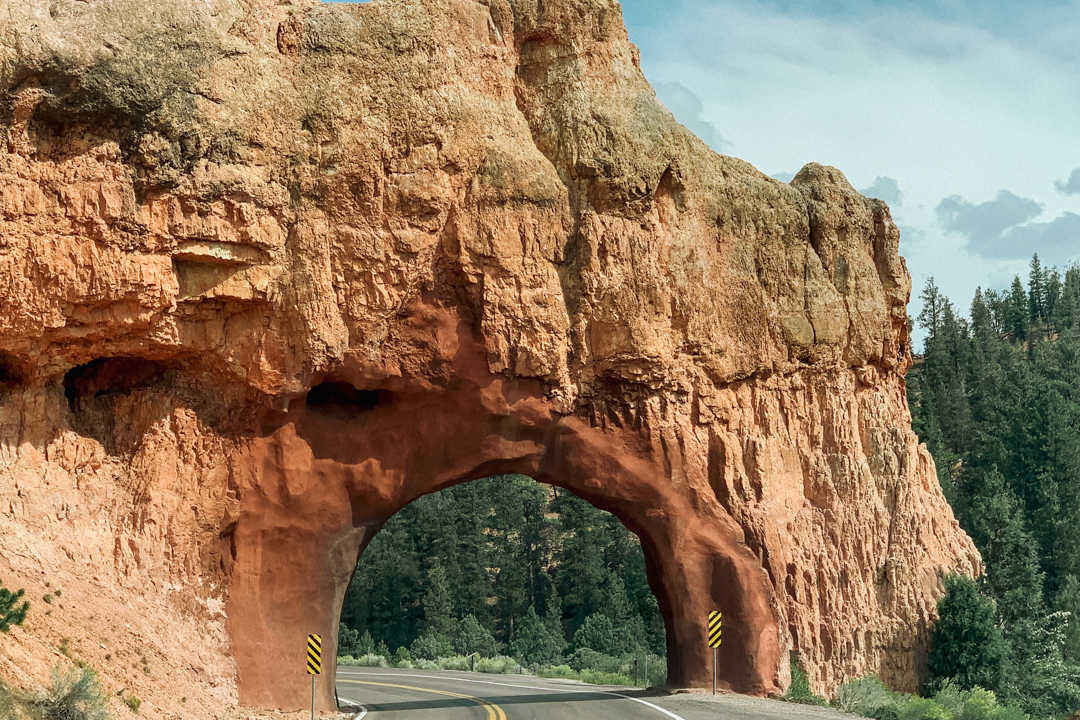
<box><xmin>336</xmin><ymin>473</ymin><xmax>669</xmax><ymax>685</ymax></box>
<box><xmin>233</xmin><ymin>371</ymin><xmax>785</xmax><ymax>711</ymax></box>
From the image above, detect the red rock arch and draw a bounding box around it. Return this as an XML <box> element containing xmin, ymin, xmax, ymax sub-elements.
<box><xmin>229</xmin><ymin>310</ymin><xmax>784</xmax><ymax>712</ymax></box>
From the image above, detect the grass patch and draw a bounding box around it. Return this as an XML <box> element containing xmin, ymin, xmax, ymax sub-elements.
<box><xmin>783</xmin><ymin>654</ymin><xmax>827</xmax><ymax>706</ymax></box>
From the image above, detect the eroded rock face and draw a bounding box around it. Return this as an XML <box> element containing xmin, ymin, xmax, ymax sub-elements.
<box><xmin>0</xmin><ymin>0</ymin><xmax>979</xmax><ymax>713</ymax></box>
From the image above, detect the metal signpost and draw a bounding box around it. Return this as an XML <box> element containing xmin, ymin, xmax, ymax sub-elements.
<box><xmin>708</xmin><ymin>611</ymin><xmax>722</xmax><ymax>695</ymax></box>
<box><xmin>307</xmin><ymin>634</ymin><xmax>322</xmax><ymax>719</ymax></box>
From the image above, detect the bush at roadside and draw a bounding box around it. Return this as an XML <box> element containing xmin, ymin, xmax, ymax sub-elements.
<box><xmin>834</xmin><ymin>675</ymin><xmax>1030</xmax><ymax>720</ymax></box>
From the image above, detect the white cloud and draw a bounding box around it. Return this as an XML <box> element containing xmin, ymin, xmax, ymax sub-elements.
<box><xmin>861</xmin><ymin>176</ymin><xmax>903</xmax><ymax>207</ymax></box>
<box><xmin>1055</xmin><ymin>168</ymin><xmax>1080</xmax><ymax>196</ymax></box>
<box><xmin>653</xmin><ymin>82</ymin><xmax>732</xmax><ymax>152</ymax></box>
<box><xmin>936</xmin><ymin>190</ymin><xmax>1043</xmax><ymax>253</ymax></box>
<box><xmin>934</xmin><ymin>190</ymin><xmax>1080</xmax><ymax>264</ymax></box>
<box><xmin>1000</xmin><ymin>213</ymin><xmax>1080</xmax><ymax>265</ymax></box>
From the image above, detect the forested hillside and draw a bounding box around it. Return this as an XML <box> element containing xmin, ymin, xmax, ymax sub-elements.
<box><xmin>909</xmin><ymin>257</ymin><xmax>1080</xmax><ymax>719</ymax></box>
<box><xmin>338</xmin><ymin>475</ymin><xmax>665</xmax><ymax>670</ymax></box>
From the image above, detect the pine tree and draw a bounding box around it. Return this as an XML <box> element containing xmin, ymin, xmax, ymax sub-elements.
<box><xmin>1030</xmin><ymin>254</ymin><xmax>1048</xmax><ymax>326</ymax></box>
<box><xmin>918</xmin><ymin>277</ymin><xmax>945</xmax><ymax>341</ymax></box>
<box><xmin>1007</xmin><ymin>276</ymin><xmax>1029</xmax><ymax>342</ymax></box>
<box><xmin>454</xmin><ymin>614</ymin><xmax>498</xmax><ymax>658</ymax></box>
<box><xmin>510</xmin><ymin>607</ymin><xmax>564</xmax><ymax>666</ymax></box>
<box><xmin>420</xmin><ymin>560</ymin><xmax>457</xmax><ymax>640</ymax></box>
<box><xmin>572</xmin><ymin>612</ymin><xmax>637</xmax><ymax>657</ymax></box>
<box><xmin>926</xmin><ymin>574</ymin><xmax>1006</xmax><ymax>694</ymax></box>
<box><xmin>0</xmin><ymin>580</ymin><xmax>28</xmax><ymax>632</ymax></box>
<box><xmin>963</xmin><ymin>467</ymin><xmax>1044</xmax><ymax>625</ymax></box>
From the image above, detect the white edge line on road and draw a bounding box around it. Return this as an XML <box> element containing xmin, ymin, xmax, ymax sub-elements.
<box><xmin>337</xmin><ymin>671</ymin><xmax>687</xmax><ymax>720</ymax></box>
<box><xmin>336</xmin><ymin>695</ymin><xmax>368</xmax><ymax>719</ymax></box>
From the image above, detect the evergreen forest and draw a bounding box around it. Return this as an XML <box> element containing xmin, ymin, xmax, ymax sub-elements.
<box><xmin>909</xmin><ymin>256</ymin><xmax>1080</xmax><ymax>719</ymax></box>
<box><xmin>338</xmin><ymin>475</ymin><xmax>665</xmax><ymax>679</ymax></box>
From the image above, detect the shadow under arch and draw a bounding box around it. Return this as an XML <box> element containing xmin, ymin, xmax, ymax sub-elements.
<box><xmin>227</xmin><ymin>325</ymin><xmax>784</xmax><ymax>712</ymax></box>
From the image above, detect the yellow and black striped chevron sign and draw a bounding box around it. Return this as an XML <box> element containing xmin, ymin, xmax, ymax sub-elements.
<box><xmin>307</xmin><ymin>634</ymin><xmax>322</xmax><ymax>675</ymax></box>
<box><xmin>708</xmin><ymin>611</ymin><xmax>722</xmax><ymax>648</ymax></box>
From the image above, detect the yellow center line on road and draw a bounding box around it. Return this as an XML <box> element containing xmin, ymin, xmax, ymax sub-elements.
<box><xmin>338</xmin><ymin>679</ymin><xmax>507</xmax><ymax>720</ymax></box>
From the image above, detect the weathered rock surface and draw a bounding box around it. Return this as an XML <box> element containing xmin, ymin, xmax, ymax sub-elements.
<box><xmin>0</xmin><ymin>0</ymin><xmax>979</xmax><ymax>714</ymax></box>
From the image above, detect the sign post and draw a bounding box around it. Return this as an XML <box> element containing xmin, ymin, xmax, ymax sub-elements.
<box><xmin>708</xmin><ymin>611</ymin><xmax>722</xmax><ymax>695</ymax></box>
<box><xmin>307</xmin><ymin>634</ymin><xmax>322</xmax><ymax>719</ymax></box>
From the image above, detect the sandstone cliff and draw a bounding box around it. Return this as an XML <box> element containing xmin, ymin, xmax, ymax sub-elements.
<box><xmin>0</xmin><ymin>0</ymin><xmax>979</xmax><ymax>715</ymax></box>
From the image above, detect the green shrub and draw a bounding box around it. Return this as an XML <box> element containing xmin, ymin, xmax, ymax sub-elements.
<box><xmin>392</xmin><ymin>646</ymin><xmax>411</xmax><ymax>666</ymax></box>
<box><xmin>510</xmin><ymin>608</ymin><xmax>564</xmax><ymax>666</ymax></box>
<box><xmin>410</xmin><ymin>633</ymin><xmax>453</xmax><ymax>661</ymax></box>
<box><xmin>0</xmin><ymin>581</ymin><xmax>29</xmax><ymax>632</ymax></box>
<box><xmin>838</xmin><ymin>676</ymin><xmax>1032</xmax><ymax>720</ymax></box>
<box><xmin>576</xmin><ymin>669</ymin><xmax>634</xmax><ymax>686</ymax></box>
<box><xmin>31</xmin><ymin>665</ymin><xmax>109</xmax><ymax>720</ymax></box>
<box><xmin>0</xmin><ymin>678</ymin><xmax>18</xmax><ymax>720</ymax></box>
<box><xmin>783</xmin><ymin>654</ymin><xmax>827</xmax><ymax>706</ymax></box>
<box><xmin>455</xmin><ymin>616</ymin><xmax>498</xmax><ymax>659</ymax></box>
<box><xmin>931</xmin><ymin>681</ymin><xmax>1029</xmax><ymax>720</ymax></box>
<box><xmin>338</xmin><ymin>653</ymin><xmax>388</xmax><ymax>668</ymax></box>
<box><xmin>476</xmin><ymin>656</ymin><xmax>518</xmax><ymax>674</ymax></box>
<box><xmin>436</xmin><ymin>655</ymin><xmax>471</xmax><ymax>672</ymax></box>
<box><xmin>835</xmin><ymin>675</ymin><xmax>891</xmax><ymax>715</ymax></box>
<box><xmin>567</xmin><ymin>648</ymin><xmax>620</xmax><ymax>673</ymax></box>
<box><xmin>867</xmin><ymin>705</ymin><xmax>902</xmax><ymax>720</ymax></box>
<box><xmin>338</xmin><ymin>623</ymin><xmax>362</xmax><ymax>658</ymax></box>
<box><xmin>124</xmin><ymin>694</ymin><xmax>141</xmax><ymax>713</ymax></box>
<box><xmin>572</xmin><ymin>613</ymin><xmax>636</xmax><ymax>657</ymax></box>
<box><xmin>898</xmin><ymin>696</ymin><xmax>950</xmax><ymax>720</ymax></box>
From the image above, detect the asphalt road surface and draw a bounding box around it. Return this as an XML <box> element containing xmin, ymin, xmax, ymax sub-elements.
<box><xmin>336</xmin><ymin>668</ymin><xmax>858</xmax><ymax>720</ymax></box>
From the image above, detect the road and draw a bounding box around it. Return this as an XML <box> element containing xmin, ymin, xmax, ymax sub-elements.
<box><xmin>336</xmin><ymin>667</ymin><xmax>858</xmax><ymax>720</ymax></box>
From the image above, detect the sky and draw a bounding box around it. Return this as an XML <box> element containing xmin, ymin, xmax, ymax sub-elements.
<box><xmin>617</xmin><ymin>0</ymin><xmax>1080</xmax><ymax>349</ymax></box>
<box><xmin>325</xmin><ymin>0</ymin><xmax>1080</xmax><ymax>350</ymax></box>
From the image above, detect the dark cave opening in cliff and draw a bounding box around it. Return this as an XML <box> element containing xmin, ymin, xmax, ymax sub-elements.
<box><xmin>306</xmin><ymin>381</ymin><xmax>393</xmax><ymax>418</ymax></box>
<box><xmin>62</xmin><ymin>356</ymin><xmax>179</xmax><ymax>410</ymax></box>
<box><xmin>0</xmin><ymin>352</ymin><xmax>29</xmax><ymax>389</ymax></box>
<box><xmin>336</xmin><ymin>474</ymin><xmax>669</xmax><ymax>685</ymax></box>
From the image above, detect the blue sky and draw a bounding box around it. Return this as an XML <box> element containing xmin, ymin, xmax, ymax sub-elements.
<box><xmin>618</xmin><ymin>0</ymin><xmax>1080</xmax><ymax>347</ymax></box>
<box><xmin>325</xmin><ymin>0</ymin><xmax>1080</xmax><ymax>348</ymax></box>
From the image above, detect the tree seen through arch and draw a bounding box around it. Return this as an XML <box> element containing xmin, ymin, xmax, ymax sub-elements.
<box><xmin>338</xmin><ymin>474</ymin><xmax>666</xmax><ymax>677</ymax></box>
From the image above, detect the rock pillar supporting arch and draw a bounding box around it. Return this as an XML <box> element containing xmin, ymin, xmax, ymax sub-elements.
<box><xmin>227</xmin><ymin>323</ymin><xmax>785</xmax><ymax>711</ymax></box>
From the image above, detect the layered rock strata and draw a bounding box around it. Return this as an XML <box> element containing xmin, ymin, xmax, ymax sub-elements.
<box><xmin>0</xmin><ymin>0</ymin><xmax>979</xmax><ymax>713</ymax></box>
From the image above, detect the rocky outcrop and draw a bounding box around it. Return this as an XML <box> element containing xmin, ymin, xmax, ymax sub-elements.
<box><xmin>0</xmin><ymin>0</ymin><xmax>979</xmax><ymax>714</ymax></box>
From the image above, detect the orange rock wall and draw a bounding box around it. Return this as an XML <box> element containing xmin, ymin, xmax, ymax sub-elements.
<box><xmin>0</xmin><ymin>0</ymin><xmax>979</xmax><ymax>714</ymax></box>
